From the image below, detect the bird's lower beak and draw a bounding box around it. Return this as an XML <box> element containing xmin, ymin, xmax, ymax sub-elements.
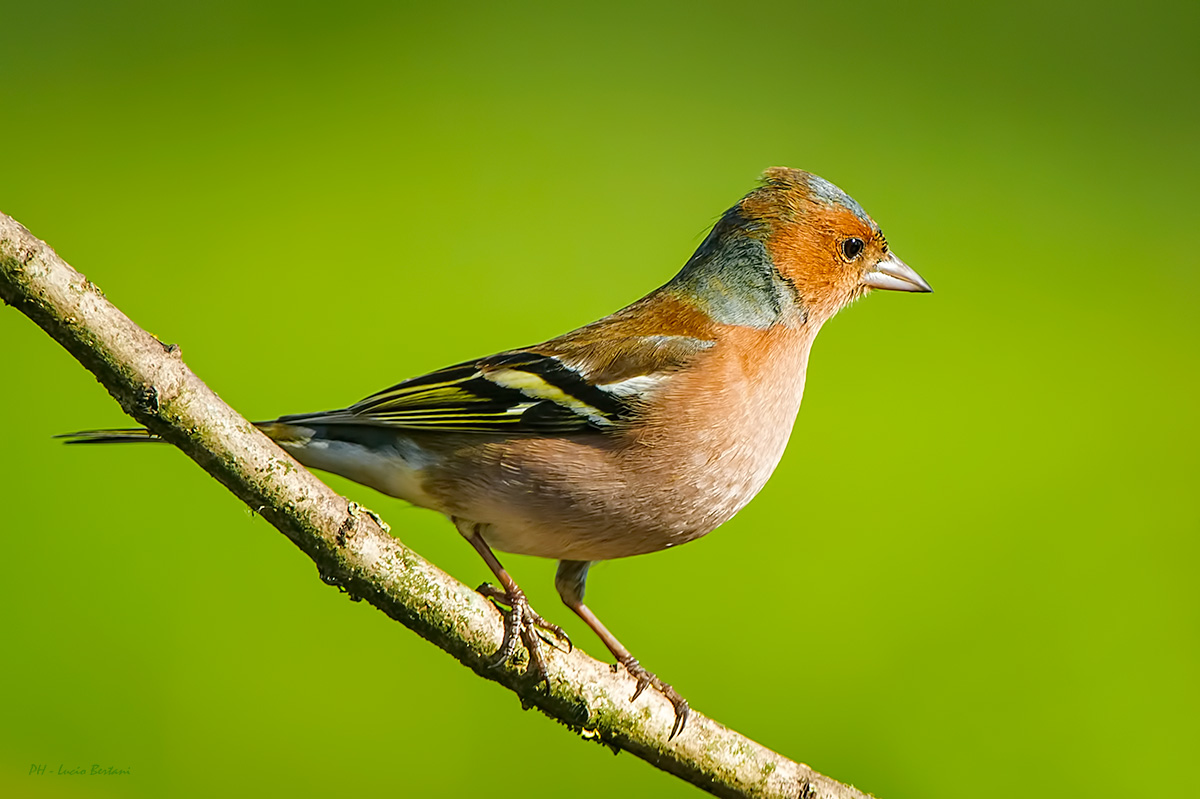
<box><xmin>862</xmin><ymin>253</ymin><xmax>933</xmax><ymax>293</ymax></box>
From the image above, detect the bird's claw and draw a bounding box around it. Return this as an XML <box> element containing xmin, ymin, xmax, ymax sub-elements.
<box><xmin>619</xmin><ymin>656</ymin><xmax>690</xmax><ymax>740</ymax></box>
<box><xmin>477</xmin><ymin>583</ymin><xmax>571</xmax><ymax>688</ymax></box>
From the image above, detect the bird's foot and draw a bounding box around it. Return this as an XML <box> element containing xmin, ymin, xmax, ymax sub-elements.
<box><xmin>616</xmin><ymin>656</ymin><xmax>690</xmax><ymax>740</ymax></box>
<box><xmin>477</xmin><ymin>582</ymin><xmax>572</xmax><ymax>686</ymax></box>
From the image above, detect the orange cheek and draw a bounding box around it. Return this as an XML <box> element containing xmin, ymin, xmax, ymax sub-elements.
<box><xmin>765</xmin><ymin>221</ymin><xmax>849</xmax><ymax>311</ymax></box>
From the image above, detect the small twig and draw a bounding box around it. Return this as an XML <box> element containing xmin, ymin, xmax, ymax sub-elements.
<box><xmin>0</xmin><ymin>211</ymin><xmax>875</xmax><ymax>799</ymax></box>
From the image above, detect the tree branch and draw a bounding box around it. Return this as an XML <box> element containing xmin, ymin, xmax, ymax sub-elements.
<box><xmin>1</xmin><ymin>211</ymin><xmax>874</xmax><ymax>799</ymax></box>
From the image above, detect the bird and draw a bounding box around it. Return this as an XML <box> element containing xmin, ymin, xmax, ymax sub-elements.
<box><xmin>63</xmin><ymin>167</ymin><xmax>932</xmax><ymax>739</ymax></box>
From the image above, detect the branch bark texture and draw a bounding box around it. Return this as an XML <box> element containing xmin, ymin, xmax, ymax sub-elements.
<box><xmin>1</xmin><ymin>211</ymin><xmax>875</xmax><ymax>799</ymax></box>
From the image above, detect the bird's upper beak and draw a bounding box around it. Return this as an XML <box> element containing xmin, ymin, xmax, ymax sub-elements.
<box><xmin>862</xmin><ymin>252</ymin><xmax>933</xmax><ymax>293</ymax></box>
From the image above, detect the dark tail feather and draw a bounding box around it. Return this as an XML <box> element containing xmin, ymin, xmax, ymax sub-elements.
<box><xmin>56</xmin><ymin>428</ymin><xmax>162</xmax><ymax>444</ymax></box>
<box><xmin>58</xmin><ymin>412</ymin><xmax>349</xmax><ymax>445</ymax></box>
<box><xmin>57</xmin><ymin>418</ymin><xmax>301</xmax><ymax>445</ymax></box>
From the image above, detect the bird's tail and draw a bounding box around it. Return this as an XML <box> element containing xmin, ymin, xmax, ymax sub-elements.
<box><xmin>58</xmin><ymin>417</ymin><xmax>333</xmax><ymax>445</ymax></box>
<box><xmin>56</xmin><ymin>428</ymin><xmax>162</xmax><ymax>444</ymax></box>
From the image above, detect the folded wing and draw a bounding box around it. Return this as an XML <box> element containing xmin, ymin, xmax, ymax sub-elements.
<box><xmin>277</xmin><ymin>335</ymin><xmax>715</xmax><ymax>435</ymax></box>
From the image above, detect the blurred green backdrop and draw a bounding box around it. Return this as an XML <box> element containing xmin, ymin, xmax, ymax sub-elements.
<box><xmin>3</xmin><ymin>1</ymin><xmax>1198</xmax><ymax>797</ymax></box>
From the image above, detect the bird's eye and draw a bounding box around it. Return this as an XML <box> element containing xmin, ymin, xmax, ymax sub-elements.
<box><xmin>841</xmin><ymin>238</ymin><xmax>865</xmax><ymax>261</ymax></box>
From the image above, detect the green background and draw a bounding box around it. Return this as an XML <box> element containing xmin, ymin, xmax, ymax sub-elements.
<box><xmin>3</xmin><ymin>1</ymin><xmax>1197</xmax><ymax>797</ymax></box>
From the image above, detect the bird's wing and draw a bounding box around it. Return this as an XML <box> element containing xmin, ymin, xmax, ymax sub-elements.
<box><xmin>280</xmin><ymin>335</ymin><xmax>715</xmax><ymax>434</ymax></box>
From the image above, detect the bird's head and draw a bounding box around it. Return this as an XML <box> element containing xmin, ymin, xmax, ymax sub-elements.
<box><xmin>668</xmin><ymin>167</ymin><xmax>931</xmax><ymax>329</ymax></box>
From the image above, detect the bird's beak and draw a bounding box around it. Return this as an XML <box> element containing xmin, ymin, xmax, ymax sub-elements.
<box><xmin>862</xmin><ymin>252</ymin><xmax>933</xmax><ymax>293</ymax></box>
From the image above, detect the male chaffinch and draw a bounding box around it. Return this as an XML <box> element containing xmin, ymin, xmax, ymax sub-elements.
<box><xmin>66</xmin><ymin>167</ymin><xmax>931</xmax><ymax>738</ymax></box>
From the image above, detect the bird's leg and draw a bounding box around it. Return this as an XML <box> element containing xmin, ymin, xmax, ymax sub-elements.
<box><xmin>460</xmin><ymin>523</ymin><xmax>570</xmax><ymax>687</ymax></box>
<box><xmin>555</xmin><ymin>560</ymin><xmax>691</xmax><ymax>739</ymax></box>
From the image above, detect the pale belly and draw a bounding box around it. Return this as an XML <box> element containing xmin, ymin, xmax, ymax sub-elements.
<box><xmin>421</xmin><ymin>414</ymin><xmax>797</xmax><ymax>561</ymax></box>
